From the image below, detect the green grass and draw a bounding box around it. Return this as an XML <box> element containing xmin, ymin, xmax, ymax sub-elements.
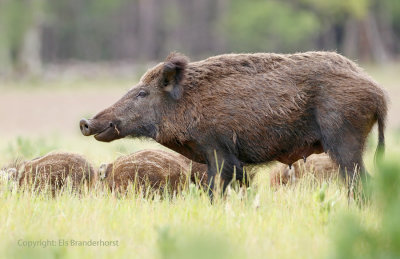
<box><xmin>0</xmin><ymin>132</ymin><xmax>399</xmax><ymax>259</ymax></box>
<box><xmin>0</xmin><ymin>165</ymin><xmax>373</xmax><ymax>259</ymax></box>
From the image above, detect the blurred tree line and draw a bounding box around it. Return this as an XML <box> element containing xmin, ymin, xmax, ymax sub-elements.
<box><xmin>0</xmin><ymin>0</ymin><xmax>399</xmax><ymax>76</ymax></box>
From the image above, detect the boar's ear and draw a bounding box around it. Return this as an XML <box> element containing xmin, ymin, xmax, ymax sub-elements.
<box><xmin>161</xmin><ymin>53</ymin><xmax>189</xmax><ymax>100</ymax></box>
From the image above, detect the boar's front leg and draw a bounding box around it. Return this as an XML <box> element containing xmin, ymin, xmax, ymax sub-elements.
<box><xmin>205</xmin><ymin>148</ymin><xmax>245</xmax><ymax>200</ymax></box>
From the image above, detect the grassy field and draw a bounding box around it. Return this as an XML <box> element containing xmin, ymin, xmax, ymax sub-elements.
<box><xmin>0</xmin><ymin>63</ymin><xmax>399</xmax><ymax>259</ymax></box>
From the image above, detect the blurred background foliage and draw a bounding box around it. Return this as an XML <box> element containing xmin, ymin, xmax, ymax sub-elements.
<box><xmin>330</xmin><ymin>159</ymin><xmax>400</xmax><ymax>259</ymax></box>
<box><xmin>0</xmin><ymin>0</ymin><xmax>400</xmax><ymax>77</ymax></box>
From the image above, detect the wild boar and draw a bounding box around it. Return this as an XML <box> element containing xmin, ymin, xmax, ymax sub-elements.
<box><xmin>80</xmin><ymin>51</ymin><xmax>387</xmax><ymax>196</ymax></box>
<box><xmin>269</xmin><ymin>153</ymin><xmax>339</xmax><ymax>186</ymax></box>
<box><xmin>98</xmin><ymin>149</ymin><xmax>207</xmax><ymax>193</ymax></box>
<box><xmin>6</xmin><ymin>151</ymin><xmax>95</xmax><ymax>195</ymax></box>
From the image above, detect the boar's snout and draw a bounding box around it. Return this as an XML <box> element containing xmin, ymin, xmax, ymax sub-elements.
<box><xmin>79</xmin><ymin>117</ymin><xmax>122</xmax><ymax>142</ymax></box>
<box><xmin>80</xmin><ymin>118</ymin><xmax>92</xmax><ymax>136</ymax></box>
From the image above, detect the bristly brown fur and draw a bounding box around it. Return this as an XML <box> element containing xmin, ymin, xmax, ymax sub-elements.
<box><xmin>269</xmin><ymin>153</ymin><xmax>339</xmax><ymax>186</ymax></box>
<box><xmin>10</xmin><ymin>151</ymin><xmax>96</xmax><ymax>195</ymax></box>
<box><xmin>99</xmin><ymin>149</ymin><xmax>207</xmax><ymax>194</ymax></box>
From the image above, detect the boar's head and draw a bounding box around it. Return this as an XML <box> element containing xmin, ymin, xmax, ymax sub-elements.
<box><xmin>79</xmin><ymin>53</ymin><xmax>188</xmax><ymax>142</ymax></box>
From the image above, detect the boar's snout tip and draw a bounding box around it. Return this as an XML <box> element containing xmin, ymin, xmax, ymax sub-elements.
<box><xmin>79</xmin><ymin>118</ymin><xmax>92</xmax><ymax>136</ymax></box>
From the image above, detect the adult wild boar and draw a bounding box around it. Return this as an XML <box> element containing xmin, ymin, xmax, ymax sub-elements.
<box><xmin>80</xmin><ymin>51</ymin><xmax>387</xmax><ymax>195</ymax></box>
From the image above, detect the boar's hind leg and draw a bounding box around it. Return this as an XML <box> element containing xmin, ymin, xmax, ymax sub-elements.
<box><xmin>205</xmin><ymin>149</ymin><xmax>244</xmax><ymax>200</ymax></box>
<box><xmin>320</xmin><ymin>126</ymin><xmax>367</xmax><ymax>185</ymax></box>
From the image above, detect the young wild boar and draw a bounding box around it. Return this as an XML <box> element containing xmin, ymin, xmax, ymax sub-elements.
<box><xmin>80</xmin><ymin>51</ymin><xmax>388</xmax><ymax>197</ymax></box>
<box><xmin>98</xmin><ymin>149</ymin><xmax>207</xmax><ymax>194</ymax></box>
<box><xmin>6</xmin><ymin>151</ymin><xmax>95</xmax><ymax>195</ymax></box>
<box><xmin>269</xmin><ymin>153</ymin><xmax>339</xmax><ymax>186</ymax></box>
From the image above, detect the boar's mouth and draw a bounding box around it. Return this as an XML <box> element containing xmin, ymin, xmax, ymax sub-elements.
<box><xmin>94</xmin><ymin>125</ymin><xmax>120</xmax><ymax>142</ymax></box>
<box><xmin>80</xmin><ymin>119</ymin><xmax>122</xmax><ymax>142</ymax></box>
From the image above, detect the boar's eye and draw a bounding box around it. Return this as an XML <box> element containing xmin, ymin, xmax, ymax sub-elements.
<box><xmin>137</xmin><ymin>90</ymin><xmax>148</xmax><ymax>98</ymax></box>
<box><xmin>163</xmin><ymin>78</ymin><xmax>169</xmax><ymax>86</ymax></box>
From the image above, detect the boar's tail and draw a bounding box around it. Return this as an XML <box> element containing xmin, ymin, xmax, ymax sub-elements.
<box><xmin>374</xmin><ymin>101</ymin><xmax>387</xmax><ymax>165</ymax></box>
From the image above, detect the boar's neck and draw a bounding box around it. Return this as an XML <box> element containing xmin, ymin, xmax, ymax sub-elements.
<box><xmin>155</xmin><ymin>94</ymin><xmax>205</xmax><ymax>163</ymax></box>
